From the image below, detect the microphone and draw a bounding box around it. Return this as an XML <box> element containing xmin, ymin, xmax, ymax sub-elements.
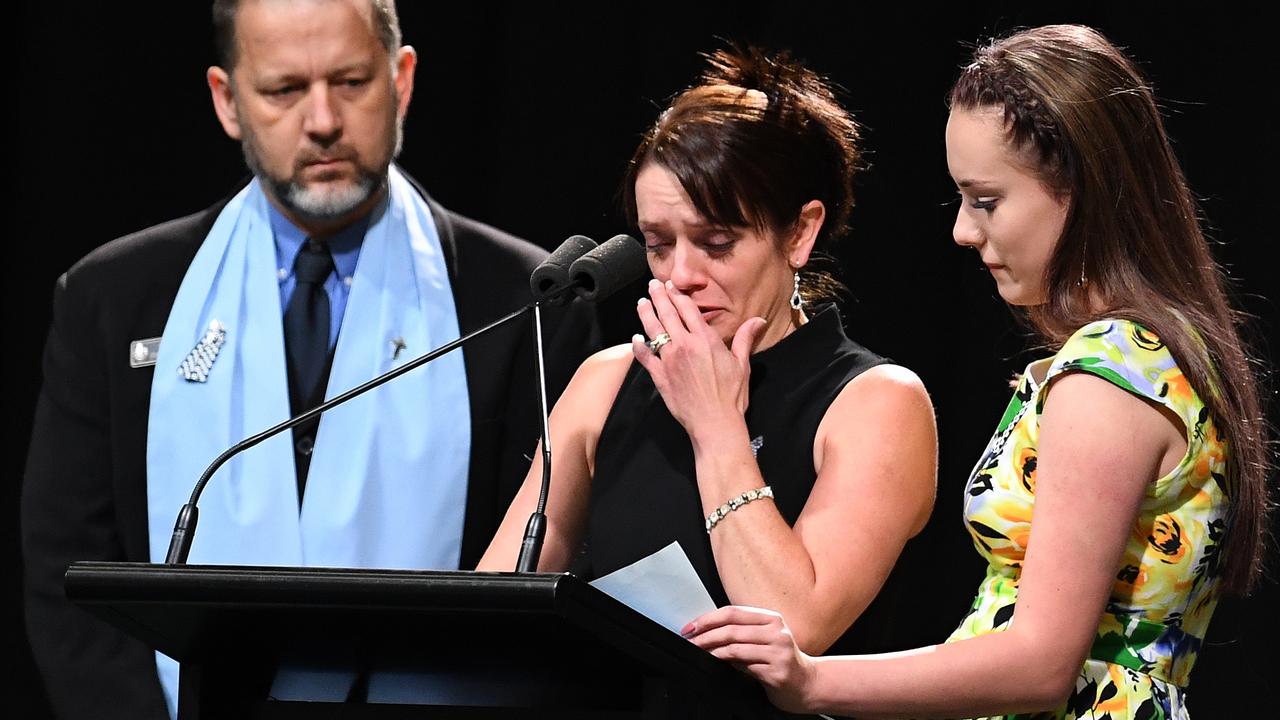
<box><xmin>566</xmin><ymin>234</ymin><xmax>648</xmax><ymax>302</ymax></box>
<box><xmin>513</xmin><ymin>233</ymin><xmax>647</xmax><ymax>572</ymax></box>
<box><xmin>529</xmin><ymin>234</ymin><xmax>597</xmax><ymax>302</ymax></box>
<box><xmin>164</xmin><ymin>233</ymin><xmax>646</xmax><ymax>566</ymax></box>
<box><xmin>529</xmin><ymin>233</ymin><xmax>646</xmax><ymax>304</ymax></box>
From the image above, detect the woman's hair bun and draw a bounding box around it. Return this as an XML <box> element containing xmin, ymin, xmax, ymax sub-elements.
<box><xmin>701</xmin><ymin>45</ymin><xmax>838</xmax><ymax>110</ymax></box>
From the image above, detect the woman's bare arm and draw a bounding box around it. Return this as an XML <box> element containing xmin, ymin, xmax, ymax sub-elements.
<box><xmin>475</xmin><ymin>345</ymin><xmax>634</xmax><ymax>572</ymax></box>
<box><xmin>688</xmin><ymin>371</ymin><xmax>1187</xmax><ymax>718</ymax></box>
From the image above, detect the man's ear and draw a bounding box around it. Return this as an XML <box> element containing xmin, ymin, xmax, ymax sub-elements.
<box><xmin>207</xmin><ymin>66</ymin><xmax>242</xmax><ymax>141</ymax></box>
<box><xmin>392</xmin><ymin>46</ymin><xmax>417</xmax><ymax>119</ymax></box>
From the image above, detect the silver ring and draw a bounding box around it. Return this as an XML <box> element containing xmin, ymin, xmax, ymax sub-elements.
<box><xmin>647</xmin><ymin>332</ymin><xmax>672</xmax><ymax>356</ymax></box>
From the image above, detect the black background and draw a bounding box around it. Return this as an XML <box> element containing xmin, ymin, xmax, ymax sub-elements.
<box><xmin>10</xmin><ymin>2</ymin><xmax>1277</xmax><ymax>716</ymax></box>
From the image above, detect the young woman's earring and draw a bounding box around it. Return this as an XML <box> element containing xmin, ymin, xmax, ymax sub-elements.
<box><xmin>1077</xmin><ymin>239</ymin><xmax>1090</xmax><ymax>289</ymax></box>
<box><xmin>790</xmin><ymin>269</ymin><xmax>803</xmax><ymax>310</ymax></box>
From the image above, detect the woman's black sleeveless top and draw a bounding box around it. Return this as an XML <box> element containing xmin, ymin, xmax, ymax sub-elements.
<box><xmin>583</xmin><ymin>306</ymin><xmax>915</xmax><ymax>655</ymax></box>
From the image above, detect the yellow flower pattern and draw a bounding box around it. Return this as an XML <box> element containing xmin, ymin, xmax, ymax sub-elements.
<box><xmin>946</xmin><ymin>320</ymin><xmax>1229</xmax><ymax>719</ymax></box>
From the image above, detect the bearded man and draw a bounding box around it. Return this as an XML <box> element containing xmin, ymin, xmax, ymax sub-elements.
<box><xmin>21</xmin><ymin>2</ymin><xmax>597</xmax><ymax>717</ymax></box>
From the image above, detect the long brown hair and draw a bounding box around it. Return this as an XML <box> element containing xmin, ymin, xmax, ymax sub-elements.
<box><xmin>951</xmin><ymin>24</ymin><xmax>1270</xmax><ymax>594</ymax></box>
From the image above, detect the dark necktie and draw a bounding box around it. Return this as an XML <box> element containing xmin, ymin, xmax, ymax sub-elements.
<box><xmin>283</xmin><ymin>238</ymin><xmax>334</xmax><ymax>412</ymax></box>
<box><xmin>284</xmin><ymin>239</ymin><xmax>334</xmax><ymax>502</ymax></box>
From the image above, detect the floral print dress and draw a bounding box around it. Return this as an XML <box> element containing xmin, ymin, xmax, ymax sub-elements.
<box><xmin>947</xmin><ymin>319</ymin><xmax>1229</xmax><ymax>719</ymax></box>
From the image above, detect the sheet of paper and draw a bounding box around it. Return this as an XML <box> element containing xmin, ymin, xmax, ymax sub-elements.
<box><xmin>589</xmin><ymin>541</ymin><xmax>717</xmax><ymax>634</ymax></box>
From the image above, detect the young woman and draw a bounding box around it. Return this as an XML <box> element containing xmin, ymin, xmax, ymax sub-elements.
<box><xmin>684</xmin><ymin>25</ymin><xmax>1269</xmax><ymax>719</ymax></box>
<box><xmin>479</xmin><ymin>48</ymin><xmax>937</xmax><ymax>657</ymax></box>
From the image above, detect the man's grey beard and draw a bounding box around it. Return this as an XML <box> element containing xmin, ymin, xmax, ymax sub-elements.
<box><xmin>239</xmin><ymin>109</ymin><xmax>403</xmax><ymax>227</ymax></box>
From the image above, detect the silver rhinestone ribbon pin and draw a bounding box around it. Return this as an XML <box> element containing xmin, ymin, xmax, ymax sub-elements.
<box><xmin>178</xmin><ymin>320</ymin><xmax>227</xmax><ymax>383</ymax></box>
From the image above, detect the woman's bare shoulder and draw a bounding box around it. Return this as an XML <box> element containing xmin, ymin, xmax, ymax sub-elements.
<box><xmin>555</xmin><ymin>344</ymin><xmax>637</xmax><ymax>420</ymax></box>
<box><xmin>835</xmin><ymin>362</ymin><xmax>932</xmax><ymax>412</ymax></box>
<box><xmin>574</xmin><ymin>343</ymin><xmax>636</xmax><ymax>385</ymax></box>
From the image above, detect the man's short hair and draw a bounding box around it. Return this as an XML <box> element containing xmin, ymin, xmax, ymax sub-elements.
<box><xmin>211</xmin><ymin>0</ymin><xmax>402</xmax><ymax>70</ymax></box>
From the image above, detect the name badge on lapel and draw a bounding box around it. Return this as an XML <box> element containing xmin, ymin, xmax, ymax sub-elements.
<box><xmin>178</xmin><ymin>320</ymin><xmax>227</xmax><ymax>383</ymax></box>
<box><xmin>128</xmin><ymin>337</ymin><xmax>161</xmax><ymax>368</ymax></box>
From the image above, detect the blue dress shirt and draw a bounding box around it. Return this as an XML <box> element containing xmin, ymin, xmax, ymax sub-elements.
<box><xmin>270</xmin><ymin>202</ymin><xmax>375</xmax><ymax>349</ymax></box>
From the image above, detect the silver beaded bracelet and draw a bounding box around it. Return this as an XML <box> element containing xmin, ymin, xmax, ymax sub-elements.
<box><xmin>705</xmin><ymin>486</ymin><xmax>774</xmax><ymax>534</ymax></box>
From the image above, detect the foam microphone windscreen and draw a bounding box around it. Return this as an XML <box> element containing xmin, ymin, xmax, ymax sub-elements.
<box><xmin>568</xmin><ymin>234</ymin><xmax>647</xmax><ymax>302</ymax></box>
<box><xmin>529</xmin><ymin>234</ymin><xmax>597</xmax><ymax>300</ymax></box>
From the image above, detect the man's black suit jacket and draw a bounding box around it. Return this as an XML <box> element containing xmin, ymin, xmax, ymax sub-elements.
<box><xmin>21</xmin><ymin>185</ymin><xmax>598</xmax><ymax>720</ymax></box>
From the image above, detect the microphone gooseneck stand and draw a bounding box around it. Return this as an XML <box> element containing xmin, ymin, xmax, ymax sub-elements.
<box><xmin>511</xmin><ymin>233</ymin><xmax>649</xmax><ymax>570</ymax></box>
<box><xmin>514</xmin><ymin>303</ymin><xmax>552</xmax><ymax>572</ymax></box>
<box><xmin>163</xmin><ymin>302</ymin><xmax>535</xmax><ymax>564</ymax></box>
<box><xmin>164</xmin><ymin>233</ymin><xmax>647</xmax><ymax>568</ymax></box>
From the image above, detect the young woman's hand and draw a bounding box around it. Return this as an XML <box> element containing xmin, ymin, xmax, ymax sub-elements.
<box><xmin>683</xmin><ymin>605</ymin><xmax>819</xmax><ymax>714</ymax></box>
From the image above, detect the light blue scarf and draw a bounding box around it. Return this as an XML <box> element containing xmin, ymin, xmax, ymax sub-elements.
<box><xmin>146</xmin><ymin>167</ymin><xmax>471</xmax><ymax>715</ymax></box>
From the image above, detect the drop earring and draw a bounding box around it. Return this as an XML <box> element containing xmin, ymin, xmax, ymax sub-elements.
<box><xmin>790</xmin><ymin>269</ymin><xmax>803</xmax><ymax>310</ymax></box>
<box><xmin>1076</xmin><ymin>238</ymin><xmax>1089</xmax><ymax>289</ymax></box>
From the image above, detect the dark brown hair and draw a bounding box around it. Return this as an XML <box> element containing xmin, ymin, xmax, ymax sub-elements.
<box><xmin>622</xmin><ymin>46</ymin><xmax>860</xmax><ymax>303</ymax></box>
<box><xmin>212</xmin><ymin>0</ymin><xmax>402</xmax><ymax>71</ymax></box>
<box><xmin>951</xmin><ymin>24</ymin><xmax>1271</xmax><ymax>594</ymax></box>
